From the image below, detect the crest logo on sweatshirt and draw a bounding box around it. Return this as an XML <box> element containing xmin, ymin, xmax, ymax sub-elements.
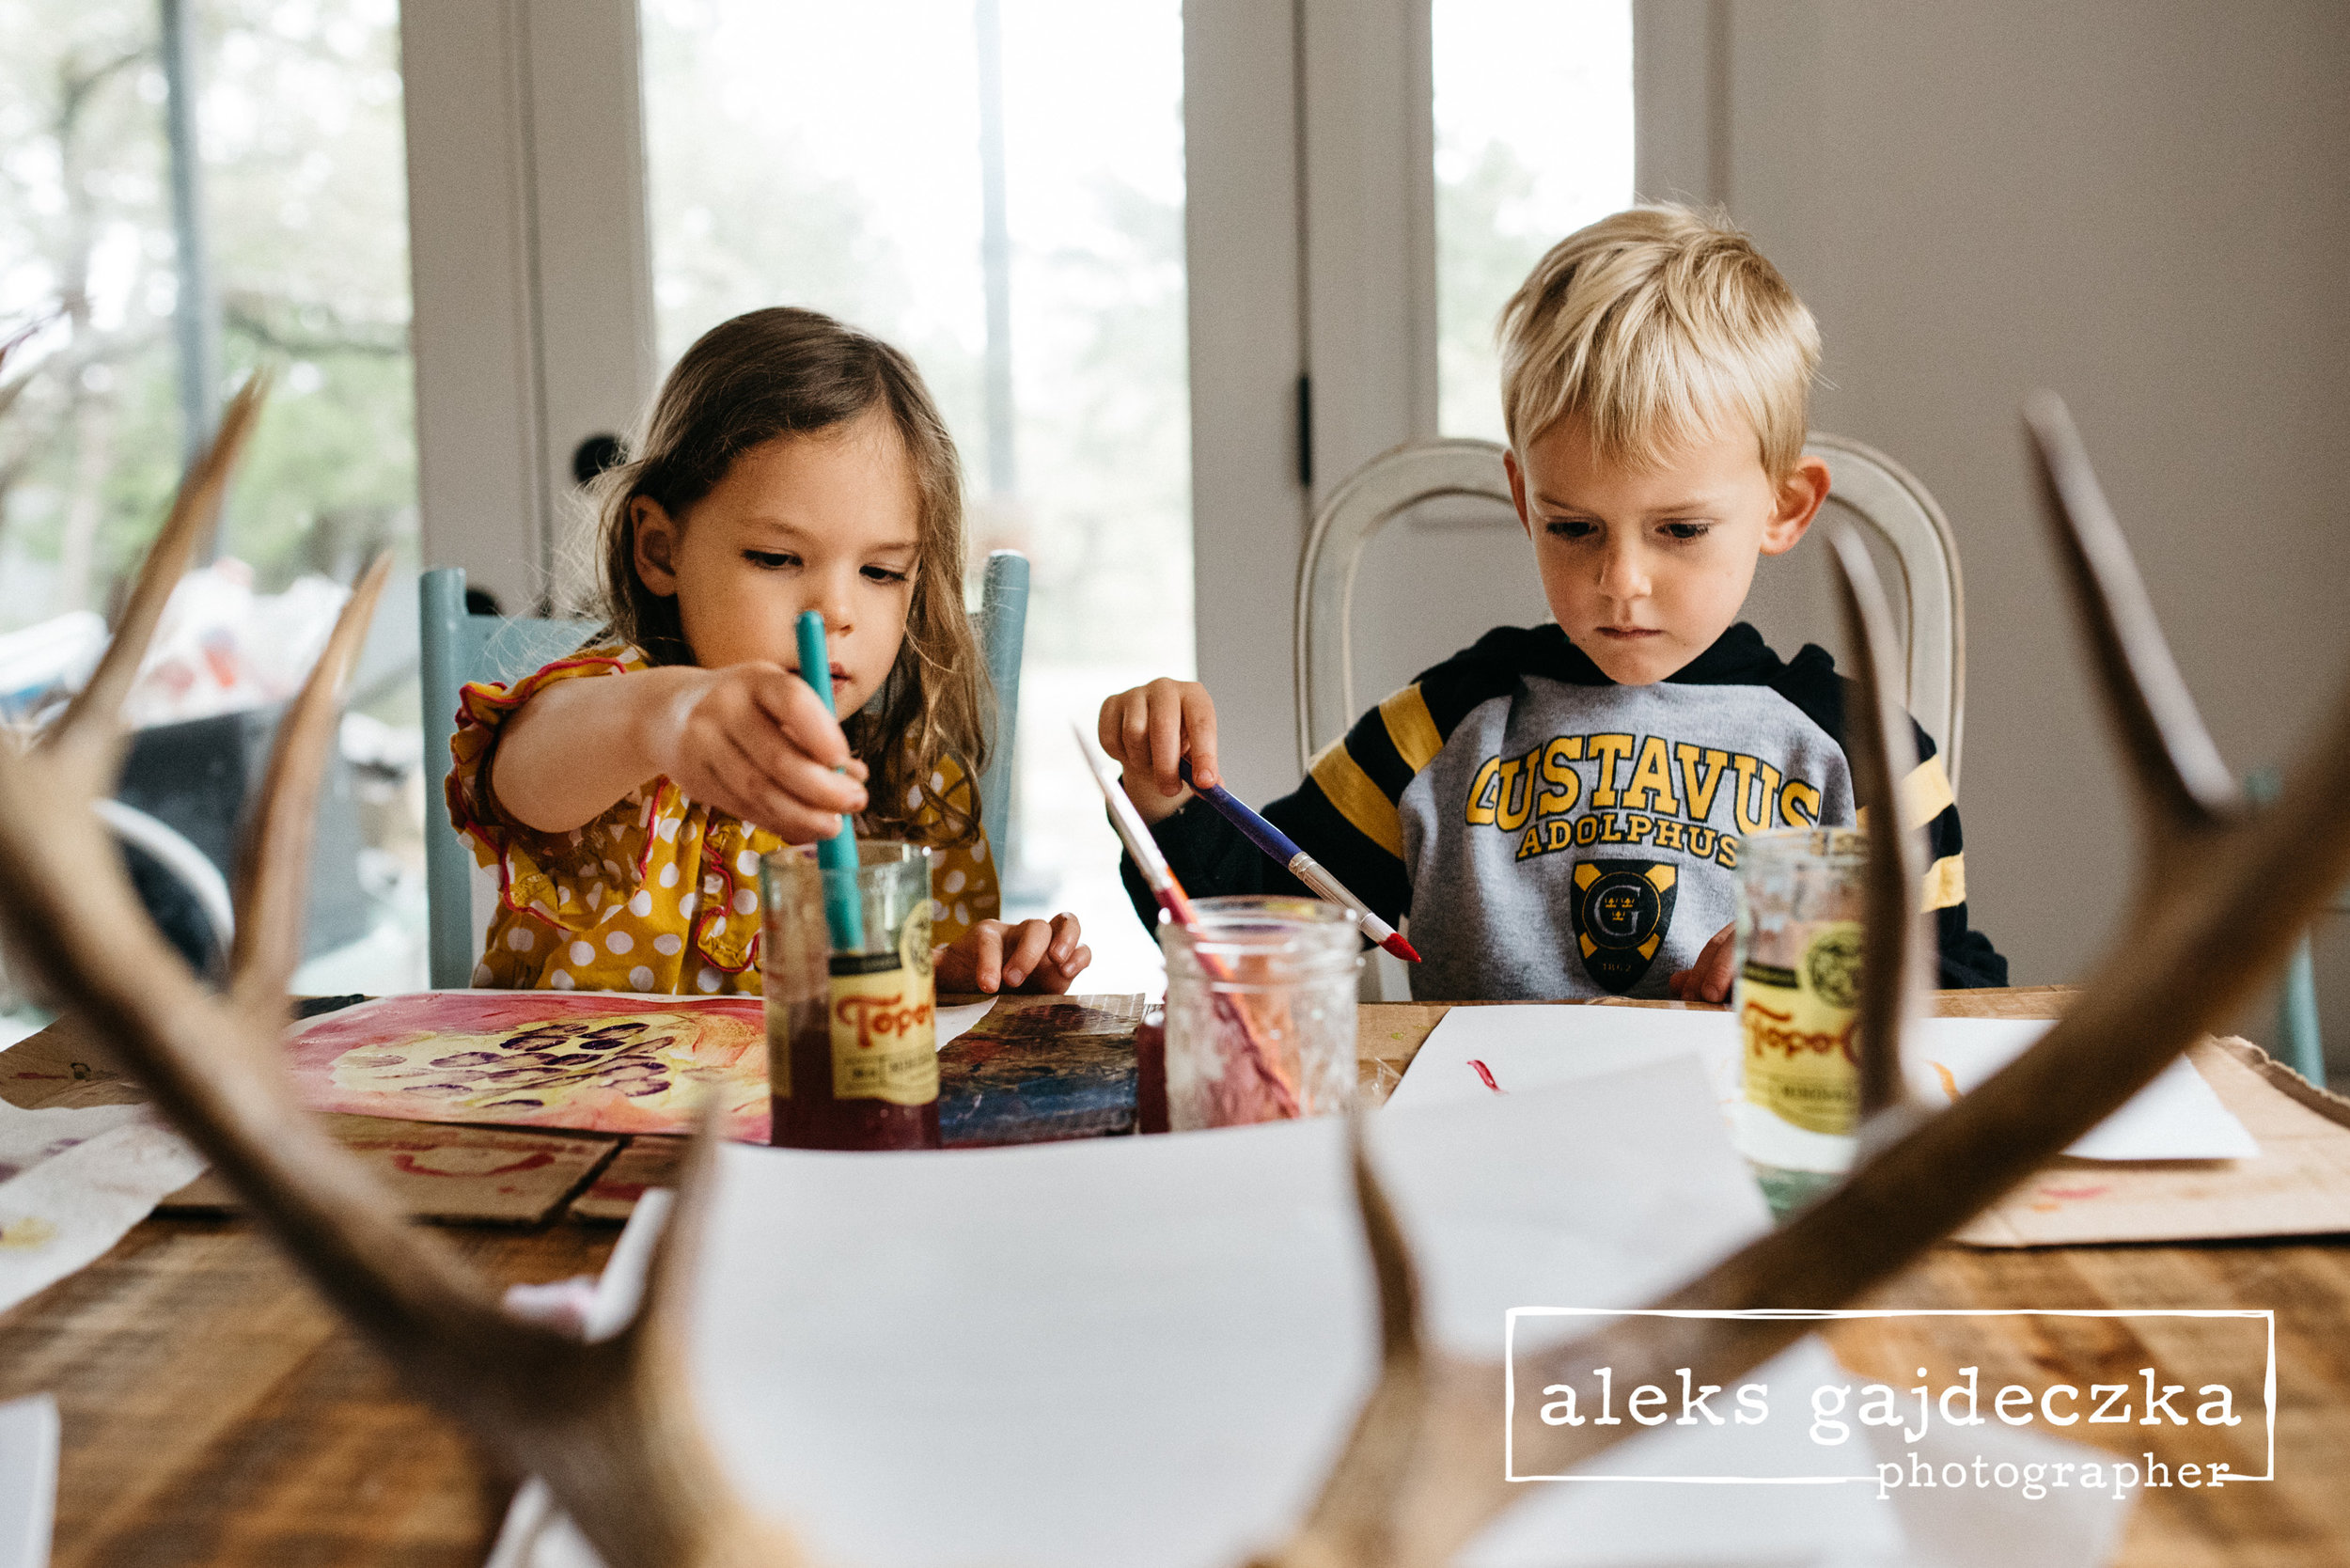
<box><xmin>1569</xmin><ymin>860</ymin><xmax>1679</xmax><ymax>995</ymax></box>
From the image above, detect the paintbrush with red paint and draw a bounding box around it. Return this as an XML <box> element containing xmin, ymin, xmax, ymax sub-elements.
<box><xmin>1177</xmin><ymin>759</ymin><xmax>1420</xmax><ymax>964</ymax></box>
<box><xmin>1073</xmin><ymin>725</ymin><xmax>1299</xmax><ymax>1116</ymax></box>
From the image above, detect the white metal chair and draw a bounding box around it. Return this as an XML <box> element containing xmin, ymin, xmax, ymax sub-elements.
<box><xmin>1293</xmin><ymin>434</ymin><xmax>1966</xmax><ymax>1001</ymax></box>
<box><xmin>1294</xmin><ymin>432</ymin><xmax>1966</xmax><ymax>791</ymax></box>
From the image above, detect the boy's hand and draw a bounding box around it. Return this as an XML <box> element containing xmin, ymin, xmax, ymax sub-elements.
<box><xmin>643</xmin><ymin>663</ymin><xmax>869</xmax><ymax>843</ymax></box>
<box><xmin>1667</xmin><ymin>920</ymin><xmax>1737</xmax><ymax>1004</ymax></box>
<box><xmin>1098</xmin><ymin>679</ymin><xmax>1219</xmax><ymax>825</ymax></box>
<box><xmin>935</xmin><ymin>914</ymin><xmax>1090</xmax><ymax>995</ymax></box>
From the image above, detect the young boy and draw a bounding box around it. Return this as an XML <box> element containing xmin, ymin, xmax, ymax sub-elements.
<box><xmin>1098</xmin><ymin>204</ymin><xmax>2005</xmax><ymax>1000</ymax></box>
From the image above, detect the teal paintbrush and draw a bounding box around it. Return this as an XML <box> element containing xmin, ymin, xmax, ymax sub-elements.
<box><xmin>795</xmin><ymin>611</ymin><xmax>866</xmax><ymax>950</ymax></box>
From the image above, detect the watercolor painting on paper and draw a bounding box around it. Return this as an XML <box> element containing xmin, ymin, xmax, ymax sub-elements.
<box><xmin>285</xmin><ymin>992</ymin><xmax>770</xmax><ymax>1141</ymax></box>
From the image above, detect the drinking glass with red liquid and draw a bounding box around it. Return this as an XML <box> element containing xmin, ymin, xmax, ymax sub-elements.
<box><xmin>762</xmin><ymin>841</ymin><xmax>941</xmax><ymax>1151</ymax></box>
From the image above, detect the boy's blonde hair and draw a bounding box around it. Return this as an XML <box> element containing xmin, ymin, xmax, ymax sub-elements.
<box><xmin>1496</xmin><ymin>204</ymin><xmax>1820</xmax><ymax>475</ymax></box>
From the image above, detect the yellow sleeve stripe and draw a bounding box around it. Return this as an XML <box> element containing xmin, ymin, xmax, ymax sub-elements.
<box><xmin>1920</xmin><ymin>853</ymin><xmax>1966</xmax><ymax>911</ymax></box>
<box><xmin>1309</xmin><ymin>738</ymin><xmax>1405</xmax><ymax>858</ymax></box>
<box><xmin>1378</xmin><ymin>684</ymin><xmax>1445</xmax><ymax>773</ymax></box>
<box><xmin>1899</xmin><ymin>756</ymin><xmax>1956</xmax><ymax>830</ymax></box>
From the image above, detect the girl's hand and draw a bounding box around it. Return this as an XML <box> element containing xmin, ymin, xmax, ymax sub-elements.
<box><xmin>934</xmin><ymin>914</ymin><xmax>1090</xmax><ymax>995</ymax></box>
<box><xmin>642</xmin><ymin>662</ymin><xmax>869</xmax><ymax>842</ymax></box>
<box><xmin>1667</xmin><ymin>920</ymin><xmax>1737</xmax><ymax>1004</ymax></box>
<box><xmin>1097</xmin><ymin>679</ymin><xmax>1219</xmax><ymax>825</ymax></box>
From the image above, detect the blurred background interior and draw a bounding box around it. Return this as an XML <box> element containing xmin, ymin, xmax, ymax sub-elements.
<box><xmin>2</xmin><ymin>1</ymin><xmax>2344</xmax><ymax>1074</ymax></box>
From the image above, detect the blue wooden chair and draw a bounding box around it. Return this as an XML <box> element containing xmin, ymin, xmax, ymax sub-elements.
<box><xmin>2248</xmin><ymin>769</ymin><xmax>2327</xmax><ymax>1085</ymax></box>
<box><xmin>420</xmin><ymin>552</ymin><xmax>1029</xmax><ymax>988</ymax></box>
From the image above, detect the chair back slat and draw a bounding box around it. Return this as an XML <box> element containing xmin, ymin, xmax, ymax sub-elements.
<box><xmin>1293</xmin><ymin>434</ymin><xmax>1966</xmax><ymax>793</ymax></box>
<box><xmin>419</xmin><ymin>569</ymin><xmax>599</xmax><ymax>988</ymax></box>
<box><xmin>975</xmin><ymin>550</ymin><xmax>1030</xmax><ymax>874</ymax></box>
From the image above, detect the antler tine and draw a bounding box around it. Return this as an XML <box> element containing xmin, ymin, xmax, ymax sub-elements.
<box><xmin>2022</xmin><ymin>391</ymin><xmax>2237</xmax><ymax>829</ymax></box>
<box><xmin>229</xmin><ymin>552</ymin><xmax>393</xmax><ymax>1020</ymax></box>
<box><xmin>1364</xmin><ymin>405</ymin><xmax>2350</xmax><ymax>1565</ymax></box>
<box><xmin>47</xmin><ymin>372</ymin><xmax>269</xmax><ymax>771</ymax></box>
<box><xmin>0</xmin><ymin>556</ymin><xmax>529</xmax><ymax>1358</ymax></box>
<box><xmin>1823</xmin><ymin>525</ymin><xmax>1922</xmax><ymax>1121</ymax></box>
<box><xmin>1249</xmin><ymin>1115</ymin><xmax>1432</xmax><ymax>1568</ymax></box>
<box><xmin>527</xmin><ymin>1110</ymin><xmax>807</xmax><ymax>1568</ymax></box>
<box><xmin>0</xmin><ymin>475</ymin><xmax>788</xmax><ymax>1561</ymax></box>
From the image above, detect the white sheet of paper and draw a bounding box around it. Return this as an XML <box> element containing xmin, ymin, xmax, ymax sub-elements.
<box><xmin>502</xmin><ymin>1059</ymin><xmax>2120</xmax><ymax>1567</ymax></box>
<box><xmin>0</xmin><ymin>1100</ymin><xmax>148</xmax><ymax>1184</ymax></box>
<box><xmin>1386</xmin><ymin>1006</ymin><xmax>2258</xmax><ymax>1162</ymax></box>
<box><xmin>0</xmin><ymin>1395</ymin><xmax>56</xmax><ymax>1568</ymax></box>
<box><xmin>1899</xmin><ymin>1017</ymin><xmax>2258</xmax><ymax>1160</ymax></box>
<box><xmin>933</xmin><ymin>997</ymin><xmax>995</xmax><ymax>1051</ymax></box>
<box><xmin>0</xmin><ymin>1117</ymin><xmax>209</xmax><ymax>1316</ymax></box>
<box><xmin>676</xmin><ymin>1062</ymin><xmax>2114</xmax><ymax>1567</ymax></box>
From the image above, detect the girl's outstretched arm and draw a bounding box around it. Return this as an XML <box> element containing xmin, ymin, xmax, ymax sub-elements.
<box><xmin>492</xmin><ymin>662</ymin><xmax>868</xmax><ymax>842</ymax></box>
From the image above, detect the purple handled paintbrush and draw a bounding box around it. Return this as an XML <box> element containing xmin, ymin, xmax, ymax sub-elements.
<box><xmin>1177</xmin><ymin>760</ymin><xmax>1421</xmax><ymax>964</ymax></box>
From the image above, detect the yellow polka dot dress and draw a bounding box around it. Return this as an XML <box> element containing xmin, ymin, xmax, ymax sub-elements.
<box><xmin>446</xmin><ymin>640</ymin><xmax>1000</xmax><ymax>995</ymax></box>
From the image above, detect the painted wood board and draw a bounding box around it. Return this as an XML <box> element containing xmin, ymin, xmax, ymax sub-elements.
<box><xmin>937</xmin><ymin>993</ymin><xmax>1142</xmax><ymax>1146</ymax></box>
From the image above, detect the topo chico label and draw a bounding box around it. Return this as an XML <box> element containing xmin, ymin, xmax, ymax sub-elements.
<box><xmin>825</xmin><ymin>902</ymin><xmax>936</xmax><ymax>1105</ymax></box>
<box><xmin>1738</xmin><ymin>918</ymin><xmax>1863</xmax><ymax>1136</ymax></box>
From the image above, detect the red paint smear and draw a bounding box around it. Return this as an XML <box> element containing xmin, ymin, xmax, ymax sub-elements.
<box><xmin>391</xmin><ymin>1150</ymin><xmax>557</xmax><ymax>1179</ymax></box>
<box><xmin>2038</xmin><ymin>1184</ymin><xmax>2109</xmax><ymax>1201</ymax></box>
<box><xmin>1381</xmin><ymin>933</ymin><xmax>1423</xmax><ymax>964</ymax></box>
<box><xmin>1468</xmin><ymin>1058</ymin><xmax>1502</xmax><ymax>1093</ymax></box>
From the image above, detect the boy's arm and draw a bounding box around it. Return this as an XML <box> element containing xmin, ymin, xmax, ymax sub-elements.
<box><xmin>1905</xmin><ymin>726</ymin><xmax>2009</xmax><ymax>988</ymax></box>
<box><xmin>1117</xmin><ymin>794</ymin><xmax>1311</xmax><ymax>927</ymax></box>
<box><xmin>1775</xmin><ymin>654</ymin><xmax>2009</xmax><ymax>990</ymax></box>
<box><xmin>1117</xmin><ymin>699</ymin><xmax>1422</xmax><ymax>934</ymax></box>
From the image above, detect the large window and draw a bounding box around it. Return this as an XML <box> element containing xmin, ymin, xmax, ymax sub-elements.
<box><xmin>1</xmin><ymin>0</ymin><xmax>421</xmax><ymax>1016</ymax></box>
<box><xmin>0</xmin><ymin>0</ymin><xmax>416</xmax><ymax>629</ymax></box>
<box><xmin>641</xmin><ymin>0</ymin><xmax>1189</xmax><ymax>989</ymax></box>
<box><xmin>1433</xmin><ymin>0</ymin><xmax>1635</xmax><ymax>443</ymax></box>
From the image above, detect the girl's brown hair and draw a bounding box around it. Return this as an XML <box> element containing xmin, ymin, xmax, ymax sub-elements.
<box><xmin>591</xmin><ymin>306</ymin><xmax>989</xmax><ymax>844</ymax></box>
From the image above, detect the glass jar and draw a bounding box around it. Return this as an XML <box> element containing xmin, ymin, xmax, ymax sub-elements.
<box><xmin>762</xmin><ymin>840</ymin><xmax>939</xmax><ymax>1151</ymax></box>
<box><xmin>1159</xmin><ymin>897</ymin><xmax>1359</xmax><ymax>1130</ymax></box>
<box><xmin>1731</xmin><ymin>826</ymin><xmax>1869</xmax><ymax>1214</ymax></box>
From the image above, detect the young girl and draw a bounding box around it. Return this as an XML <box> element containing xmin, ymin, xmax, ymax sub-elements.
<box><xmin>446</xmin><ymin>306</ymin><xmax>1089</xmax><ymax>996</ymax></box>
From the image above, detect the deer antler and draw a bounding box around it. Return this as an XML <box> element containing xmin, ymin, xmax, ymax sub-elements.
<box><xmin>0</xmin><ymin>380</ymin><xmax>795</xmax><ymax>1568</ymax></box>
<box><xmin>1259</xmin><ymin>397</ymin><xmax>2350</xmax><ymax>1566</ymax></box>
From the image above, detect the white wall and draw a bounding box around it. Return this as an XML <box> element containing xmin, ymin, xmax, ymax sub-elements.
<box><xmin>1644</xmin><ymin>0</ymin><xmax>2350</xmax><ymax>1055</ymax></box>
<box><xmin>401</xmin><ymin>0</ymin><xmax>654</xmax><ymax>613</ymax></box>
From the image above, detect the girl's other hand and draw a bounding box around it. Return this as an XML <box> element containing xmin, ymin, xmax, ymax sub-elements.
<box><xmin>1666</xmin><ymin>919</ymin><xmax>1737</xmax><ymax>1004</ymax></box>
<box><xmin>934</xmin><ymin>914</ymin><xmax>1090</xmax><ymax>995</ymax></box>
<box><xmin>644</xmin><ymin>662</ymin><xmax>870</xmax><ymax>842</ymax></box>
<box><xmin>1097</xmin><ymin>678</ymin><xmax>1218</xmax><ymax>825</ymax></box>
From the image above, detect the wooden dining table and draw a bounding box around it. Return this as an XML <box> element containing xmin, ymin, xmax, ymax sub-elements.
<box><xmin>2</xmin><ymin>985</ymin><xmax>2343</xmax><ymax>1566</ymax></box>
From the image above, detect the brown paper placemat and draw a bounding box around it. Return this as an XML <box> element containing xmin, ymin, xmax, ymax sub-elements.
<box><xmin>570</xmin><ymin>1134</ymin><xmax>688</xmax><ymax>1224</ymax></box>
<box><xmin>5</xmin><ymin>1014</ymin><xmax>620</xmax><ymax>1224</ymax></box>
<box><xmin>1953</xmin><ymin>1038</ymin><xmax>2350</xmax><ymax>1247</ymax></box>
<box><xmin>156</xmin><ymin>1116</ymin><xmax>619</xmax><ymax>1226</ymax></box>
